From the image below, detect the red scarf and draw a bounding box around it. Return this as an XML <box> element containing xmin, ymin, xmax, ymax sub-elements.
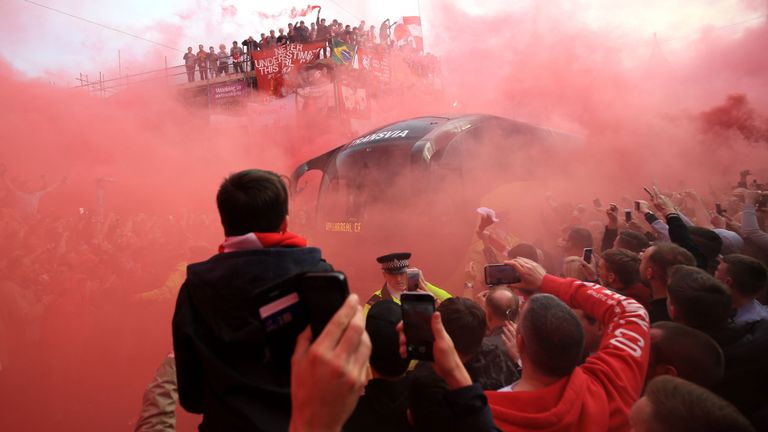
<box><xmin>218</xmin><ymin>231</ymin><xmax>308</xmax><ymax>253</ymax></box>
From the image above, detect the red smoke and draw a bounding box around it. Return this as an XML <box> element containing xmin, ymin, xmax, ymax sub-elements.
<box><xmin>700</xmin><ymin>93</ymin><xmax>768</xmax><ymax>143</ymax></box>
<box><xmin>1</xmin><ymin>2</ymin><xmax>768</xmax><ymax>431</ymax></box>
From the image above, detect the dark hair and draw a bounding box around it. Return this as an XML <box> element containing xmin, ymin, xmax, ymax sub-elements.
<box><xmin>689</xmin><ymin>227</ymin><xmax>723</xmax><ymax>274</ymax></box>
<box><xmin>216</xmin><ymin>169</ymin><xmax>289</xmax><ymax>236</ymax></box>
<box><xmin>437</xmin><ymin>298</ymin><xmax>486</xmax><ymax>357</ymax></box>
<box><xmin>485</xmin><ymin>288</ymin><xmax>520</xmax><ymax>322</ymax></box>
<box><xmin>647</xmin><ymin>242</ymin><xmax>696</xmax><ymax>284</ymax></box>
<box><xmin>520</xmin><ymin>294</ymin><xmax>584</xmax><ymax>378</ymax></box>
<box><xmin>507</xmin><ymin>243</ymin><xmax>539</xmax><ymax>262</ymax></box>
<box><xmin>722</xmin><ymin>254</ymin><xmax>768</xmax><ymax>297</ymax></box>
<box><xmin>602</xmin><ymin>248</ymin><xmax>641</xmax><ymax>287</ymax></box>
<box><xmin>567</xmin><ymin>227</ymin><xmax>593</xmax><ymax>250</ymax></box>
<box><xmin>667</xmin><ymin>266</ymin><xmax>731</xmax><ymax>332</ymax></box>
<box><xmin>615</xmin><ymin>230</ymin><xmax>650</xmax><ymax>253</ymax></box>
<box><xmin>650</xmin><ymin>322</ymin><xmax>725</xmax><ymax>389</ymax></box>
<box><xmin>366</xmin><ymin>301</ymin><xmax>409</xmax><ymax>378</ymax></box>
<box><xmin>644</xmin><ymin>376</ymin><xmax>755</xmax><ymax>432</ymax></box>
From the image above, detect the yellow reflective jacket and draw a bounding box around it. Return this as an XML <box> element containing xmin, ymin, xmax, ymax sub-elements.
<box><xmin>363</xmin><ymin>281</ymin><xmax>452</xmax><ymax>316</ymax></box>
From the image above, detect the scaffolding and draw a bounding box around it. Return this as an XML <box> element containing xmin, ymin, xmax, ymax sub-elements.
<box><xmin>72</xmin><ymin>55</ymin><xmax>254</xmax><ymax>99</ymax></box>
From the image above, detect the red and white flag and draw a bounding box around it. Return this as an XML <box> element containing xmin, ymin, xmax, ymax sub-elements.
<box><xmin>393</xmin><ymin>16</ymin><xmax>423</xmax><ymax>52</ymax></box>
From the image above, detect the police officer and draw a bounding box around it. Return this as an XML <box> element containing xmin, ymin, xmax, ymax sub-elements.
<box><xmin>364</xmin><ymin>252</ymin><xmax>452</xmax><ymax>316</ymax></box>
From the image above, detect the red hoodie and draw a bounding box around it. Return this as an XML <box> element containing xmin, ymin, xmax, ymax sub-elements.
<box><xmin>486</xmin><ymin>276</ymin><xmax>650</xmax><ymax>431</ymax></box>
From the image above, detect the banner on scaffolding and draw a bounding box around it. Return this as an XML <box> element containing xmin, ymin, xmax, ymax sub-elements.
<box><xmin>356</xmin><ymin>47</ymin><xmax>391</xmax><ymax>84</ymax></box>
<box><xmin>208</xmin><ymin>80</ymin><xmax>250</xmax><ymax>110</ymax></box>
<box><xmin>296</xmin><ymin>83</ymin><xmax>335</xmax><ymax>114</ymax></box>
<box><xmin>252</xmin><ymin>42</ymin><xmax>325</xmax><ymax>96</ymax></box>
<box><xmin>337</xmin><ymin>81</ymin><xmax>370</xmax><ymax>120</ymax></box>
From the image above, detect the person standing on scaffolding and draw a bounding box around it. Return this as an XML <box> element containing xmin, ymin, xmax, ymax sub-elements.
<box><xmin>207</xmin><ymin>46</ymin><xmax>218</xmax><ymax>79</ymax></box>
<box><xmin>183</xmin><ymin>47</ymin><xmax>196</xmax><ymax>83</ymax></box>
<box><xmin>217</xmin><ymin>44</ymin><xmax>229</xmax><ymax>77</ymax></box>
<box><xmin>196</xmin><ymin>44</ymin><xmax>209</xmax><ymax>80</ymax></box>
<box><xmin>230</xmin><ymin>41</ymin><xmax>244</xmax><ymax>74</ymax></box>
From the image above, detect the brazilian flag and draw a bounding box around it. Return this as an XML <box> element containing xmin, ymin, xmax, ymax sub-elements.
<box><xmin>332</xmin><ymin>38</ymin><xmax>356</xmax><ymax>64</ymax></box>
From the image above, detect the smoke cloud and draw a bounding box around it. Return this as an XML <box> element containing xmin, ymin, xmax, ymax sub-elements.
<box><xmin>1</xmin><ymin>1</ymin><xmax>767</xmax><ymax>431</ymax></box>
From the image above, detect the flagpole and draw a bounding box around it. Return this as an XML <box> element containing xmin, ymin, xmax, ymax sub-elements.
<box><xmin>417</xmin><ymin>0</ymin><xmax>424</xmax><ymax>52</ymax></box>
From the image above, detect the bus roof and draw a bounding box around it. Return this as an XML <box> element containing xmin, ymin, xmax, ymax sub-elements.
<box><xmin>290</xmin><ymin>114</ymin><xmax>581</xmax><ymax>191</ymax></box>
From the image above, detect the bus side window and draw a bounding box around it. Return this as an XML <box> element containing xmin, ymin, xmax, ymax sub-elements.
<box><xmin>435</xmin><ymin>133</ymin><xmax>467</xmax><ymax>172</ymax></box>
<box><xmin>293</xmin><ymin>170</ymin><xmax>323</xmax><ymax>228</ymax></box>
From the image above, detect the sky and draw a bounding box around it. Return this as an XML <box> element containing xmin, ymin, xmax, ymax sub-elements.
<box><xmin>0</xmin><ymin>0</ymin><xmax>765</xmax><ymax>85</ymax></box>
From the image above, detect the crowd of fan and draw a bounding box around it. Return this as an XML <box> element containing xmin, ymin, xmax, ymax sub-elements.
<box><xmin>2</xmin><ymin>163</ymin><xmax>768</xmax><ymax>431</ymax></box>
<box><xmin>158</xmin><ymin>169</ymin><xmax>768</xmax><ymax>432</ymax></box>
<box><xmin>182</xmin><ymin>7</ymin><xmax>405</xmax><ymax>83</ymax></box>
<box><xmin>0</xmin><ymin>166</ymin><xmax>220</xmax><ymax>384</ymax></box>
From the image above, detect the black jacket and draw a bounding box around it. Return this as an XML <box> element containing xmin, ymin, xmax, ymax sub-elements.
<box><xmin>344</xmin><ymin>377</ymin><xmax>412</xmax><ymax>432</ymax></box>
<box><xmin>711</xmin><ymin>319</ymin><xmax>768</xmax><ymax>429</ymax></box>
<box><xmin>172</xmin><ymin>247</ymin><xmax>332</xmax><ymax>432</ymax></box>
<box><xmin>242</xmin><ymin>39</ymin><xmax>259</xmax><ymax>53</ymax></box>
<box><xmin>647</xmin><ymin>297</ymin><xmax>671</xmax><ymax>323</ymax></box>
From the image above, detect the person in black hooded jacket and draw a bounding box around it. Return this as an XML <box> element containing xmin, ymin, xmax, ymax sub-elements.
<box><xmin>345</xmin><ymin>300</ymin><xmax>412</xmax><ymax>432</ymax></box>
<box><xmin>172</xmin><ymin>169</ymin><xmax>333</xmax><ymax>432</ymax></box>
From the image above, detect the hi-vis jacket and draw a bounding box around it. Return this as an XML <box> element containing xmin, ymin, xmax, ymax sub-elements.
<box><xmin>363</xmin><ymin>281</ymin><xmax>452</xmax><ymax>316</ymax></box>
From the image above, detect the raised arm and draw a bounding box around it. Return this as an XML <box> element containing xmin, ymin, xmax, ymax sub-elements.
<box><xmin>0</xmin><ymin>166</ymin><xmax>22</xmax><ymax>195</ymax></box>
<box><xmin>539</xmin><ymin>275</ymin><xmax>650</xmax><ymax>430</ymax></box>
<box><xmin>397</xmin><ymin>312</ymin><xmax>500</xmax><ymax>432</ymax></box>
<box><xmin>601</xmin><ymin>203</ymin><xmax>619</xmax><ymax>252</ymax></box>
<box><xmin>651</xmin><ymin>190</ymin><xmax>707</xmax><ymax>269</ymax></box>
<box><xmin>740</xmin><ymin>190</ymin><xmax>768</xmax><ymax>252</ymax></box>
<box><xmin>682</xmin><ymin>189</ymin><xmax>714</xmax><ymax>228</ymax></box>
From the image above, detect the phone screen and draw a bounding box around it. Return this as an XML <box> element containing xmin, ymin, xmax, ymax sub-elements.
<box><xmin>406</xmin><ymin>269</ymin><xmax>420</xmax><ymax>292</ymax></box>
<box><xmin>299</xmin><ymin>272</ymin><xmax>349</xmax><ymax>338</ymax></box>
<box><xmin>634</xmin><ymin>201</ymin><xmax>641</xmax><ymax>212</ymax></box>
<box><xmin>624</xmin><ymin>209</ymin><xmax>632</xmax><ymax>223</ymax></box>
<box><xmin>582</xmin><ymin>248</ymin><xmax>593</xmax><ymax>264</ymax></box>
<box><xmin>401</xmin><ymin>293</ymin><xmax>435</xmax><ymax>361</ymax></box>
<box><xmin>484</xmin><ymin>264</ymin><xmax>521</xmax><ymax>286</ymax></box>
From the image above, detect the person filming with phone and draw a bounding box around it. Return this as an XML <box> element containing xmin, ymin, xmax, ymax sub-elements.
<box><xmin>172</xmin><ymin>169</ymin><xmax>337</xmax><ymax>432</ymax></box>
<box><xmin>364</xmin><ymin>252</ymin><xmax>452</xmax><ymax>316</ymax></box>
<box><xmin>396</xmin><ymin>257</ymin><xmax>651</xmax><ymax>431</ymax></box>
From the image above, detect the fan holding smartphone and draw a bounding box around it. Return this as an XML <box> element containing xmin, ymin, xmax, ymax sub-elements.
<box><xmin>364</xmin><ymin>252</ymin><xmax>452</xmax><ymax>316</ymax></box>
<box><xmin>401</xmin><ymin>292</ymin><xmax>436</xmax><ymax>361</ymax></box>
<box><xmin>171</xmin><ymin>169</ymin><xmax>343</xmax><ymax>432</ymax></box>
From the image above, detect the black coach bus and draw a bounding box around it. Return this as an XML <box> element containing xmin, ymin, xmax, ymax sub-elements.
<box><xmin>290</xmin><ymin>114</ymin><xmax>581</xmax><ymax>290</ymax></box>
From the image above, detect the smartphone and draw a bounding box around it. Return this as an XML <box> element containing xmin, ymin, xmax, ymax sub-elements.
<box><xmin>715</xmin><ymin>202</ymin><xmax>725</xmax><ymax>216</ymax></box>
<box><xmin>406</xmin><ymin>269</ymin><xmax>420</xmax><ymax>292</ymax></box>
<box><xmin>484</xmin><ymin>264</ymin><xmax>521</xmax><ymax>286</ymax></box>
<box><xmin>582</xmin><ymin>248</ymin><xmax>593</xmax><ymax>265</ymax></box>
<box><xmin>258</xmin><ymin>271</ymin><xmax>349</xmax><ymax>366</ymax></box>
<box><xmin>401</xmin><ymin>292</ymin><xmax>436</xmax><ymax>361</ymax></box>
<box><xmin>634</xmin><ymin>201</ymin><xmax>641</xmax><ymax>212</ymax></box>
<box><xmin>624</xmin><ymin>209</ymin><xmax>632</xmax><ymax>223</ymax></box>
<box><xmin>592</xmin><ymin>198</ymin><xmax>602</xmax><ymax>208</ymax></box>
<box><xmin>298</xmin><ymin>272</ymin><xmax>350</xmax><ymax>338</ymax></box>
